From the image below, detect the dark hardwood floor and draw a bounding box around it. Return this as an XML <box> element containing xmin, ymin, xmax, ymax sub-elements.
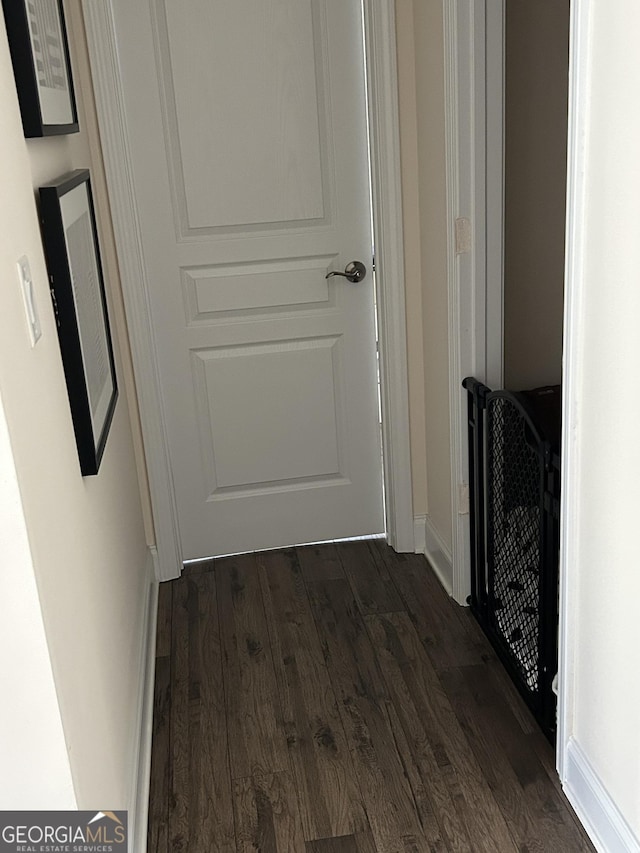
<box><xmin>147</xmin><ymin>540</ymin><xmax>593</xmax><ymax>852</ymax></box>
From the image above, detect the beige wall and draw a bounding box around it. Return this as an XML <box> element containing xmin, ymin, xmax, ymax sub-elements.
<box><xmin>0</xmin><ymin>1</ymin><xmax>150</xmax><ymax>809</ymax></box>
<box><xmin>395</xmin><ymin>0</ymin><xmax>428</xmax><ymax>520</ymax></box>
<box><xmin>414</xmin><ymin>0</ymin><xmax>452</xmax><ymax>552</ymax></box>
<box><xmin>396</xmin><ymin>0</ymin><xmax>453</xmax><ymax>556</ymax></box>
<box><xmin>67</xmin><ymin>1</ymin><xmax>155</xmax><ymax>545</ymax></box>
<box><xmin>0</xmin><ymin>397</ymin><xmax>77</xmax><ymax>808</ymax></box>
<box><xmin>504</xmin><ymin>0</ymin><xmax>569</xmax><ymax>389</ymax></box>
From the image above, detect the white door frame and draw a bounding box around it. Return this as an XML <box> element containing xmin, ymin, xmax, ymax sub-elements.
<box><xmin>82</xmin><ymin>0</ymin><xmax>414</xmax><ymax>581</ymax></box>
<box><xmin>485</xmin><ymin>0</ymin><xmax>506</xmax><ymax>391</ymax></box>
<box><xmin>443</xmin><ymin>0</ymin><xmax>505</xmax><ymax>605</ymax></box>
<box><xmin>556</xmin><ymin>0</ymin><xmax>587</xmax><ymax>787</ymax></box>
<box><xmin>446</xmin><ymin>0</ymin><xmax>581</xmax><ymax>790</ymax></box>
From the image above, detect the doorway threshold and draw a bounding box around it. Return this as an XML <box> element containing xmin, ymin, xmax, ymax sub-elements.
<box><xmin>182</xmin><ymin>533</ymin><xmax>387</xmax><ymax>567</ymax></box>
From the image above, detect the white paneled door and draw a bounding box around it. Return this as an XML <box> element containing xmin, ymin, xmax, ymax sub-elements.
<box><xmin>112</xmin><ymin>0</ymin><xmax>384</xmax><ymax>559</ymax></box>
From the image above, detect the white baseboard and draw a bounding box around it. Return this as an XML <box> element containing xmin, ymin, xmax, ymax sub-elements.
<box><xmin>563</xmin><ymin>737</ymin><xmax>640</xmax><ymax>853</ymax></box>
<box><xmin>414</xmin><ymin>515</ymin><xmax>454</xmax><ymax>596</ymax></box>
<box><xmin>129</xmin><ymin>548</ymin><xmax>159</xmax><ymax>853</ymax></box>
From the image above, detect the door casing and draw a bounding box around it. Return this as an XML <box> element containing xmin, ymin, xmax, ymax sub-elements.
<box><xmin>82</xmin><ymin>0</ymin><xmax>414</xmax><ymax>581</ymax></box>
<box><xmin>445</xmin><ymin>0</ymin><xmax>583</xmax><ymax>795</ymax></box>
<box><xmin>443</xmin><ymin>0</ymin><xmax>505</xmax><ymax>608</ymax></box>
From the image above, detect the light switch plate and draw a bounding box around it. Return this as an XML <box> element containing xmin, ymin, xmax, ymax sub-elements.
<box><xmin>17</xmin><ymin>255</ymin><xmax>42</xmax><ymax>347</ymax></box>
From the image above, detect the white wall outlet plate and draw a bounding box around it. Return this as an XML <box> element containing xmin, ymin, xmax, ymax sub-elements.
<box><xmin>17</xmin><ymin>255</ymin><xmax>42</xmax><ymax>347</ymax></box>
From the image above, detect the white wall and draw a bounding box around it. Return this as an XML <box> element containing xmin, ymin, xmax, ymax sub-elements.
<box><xmin>561</xmin><ymin>0</ymin><xmax>640</xmax><ymax>845</ymax></box>
<box><xmin>0</xmin><ymin>1</ymin><xmax>151</xmax><ymax>811</ymax></box>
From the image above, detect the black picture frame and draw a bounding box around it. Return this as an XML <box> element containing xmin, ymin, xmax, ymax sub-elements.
<box><xmin>39</xmin><ymin>170</ymin><xmax>118</xmax><ymax>476</ymax></box>
<box><xmin>1</xmin><ymin>0</ymin><xmax>79</xmax><ymax>137</ymax></box>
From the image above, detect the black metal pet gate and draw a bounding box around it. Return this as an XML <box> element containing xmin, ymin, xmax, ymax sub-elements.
<box><xmin>462</xmin><ymin>378</ymin><xmax>561</xmax><ymax>741</ymax></box>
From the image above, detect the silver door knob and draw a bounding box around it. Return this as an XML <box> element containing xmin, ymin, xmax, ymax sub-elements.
<box><xmin>325</xmin><ymin>260</ymin><xmax>367</xmax><ymax>283</ymax></box>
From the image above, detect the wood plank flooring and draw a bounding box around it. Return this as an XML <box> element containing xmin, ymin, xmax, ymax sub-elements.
<box><xmin>148</xmin><ymin>541</ymin><xmax>593</xmax><ymax>852</ymax></box>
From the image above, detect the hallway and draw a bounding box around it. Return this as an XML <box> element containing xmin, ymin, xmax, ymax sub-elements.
<box><xmin>147</xmin><ymin>541</ymin><xmax>592</xmax><ymax>852</ymax></box>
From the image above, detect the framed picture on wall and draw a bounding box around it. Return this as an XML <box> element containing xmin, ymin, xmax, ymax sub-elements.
<box><xmin>39</xmin><ymin>170</ymin><xmax>118</xmax><ymax>476</ymax></box>
<box><xmin>1</xmin><ymin>0</ymin><xmax>79</xmax><ymax>136</ymax></box>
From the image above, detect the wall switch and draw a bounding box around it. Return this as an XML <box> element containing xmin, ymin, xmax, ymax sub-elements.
<box><xmin>17</xmin><ymin>256</ymin><xmax>42</xmax><ymax>347</ymax></box>
<box><xmin>455</xmin><ymin>217</ymin><xmax>472</xmax><ymax>254</ymax></box>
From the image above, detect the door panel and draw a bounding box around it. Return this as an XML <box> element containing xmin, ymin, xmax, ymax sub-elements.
<box><xmin>193</xmin><ymin>337</ymin><xmax>345</xmax><ymax>492</ymax></box>
<box><xmin>181</xmin><ymin>256</ymin><xmax>334</xmax><ymax>320</ymax></box>
<box><xmin>113</xmin><ymin>0</ymin><xmax>383</xmax><ymax>559</ymax></box>
<box><xmin>162</xmin><ymin>0</ymin><xmax>325</xmax><ymax>229</ymax></box>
